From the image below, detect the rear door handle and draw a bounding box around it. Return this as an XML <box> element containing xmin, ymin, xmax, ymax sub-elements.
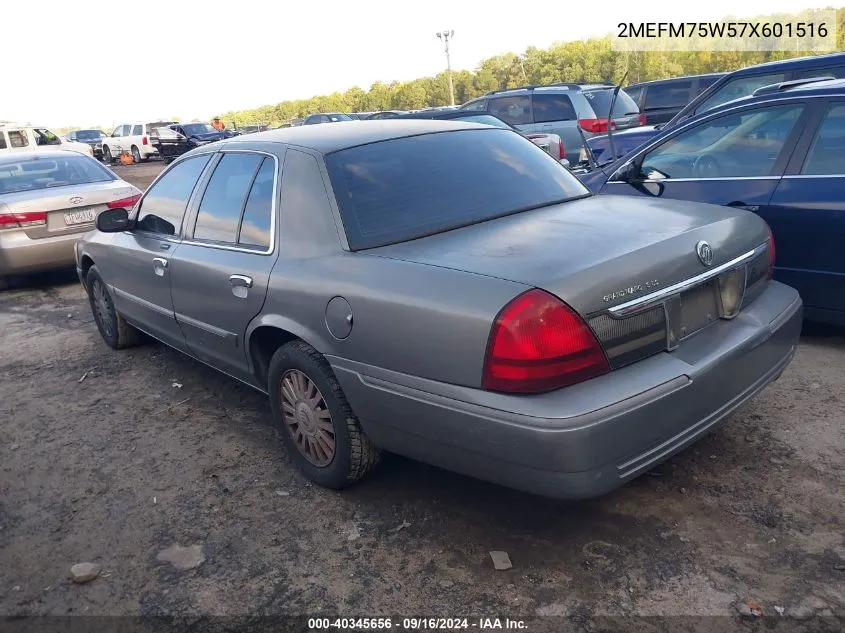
<box><xmin>727</xmin><ymin>201</ymin><xmax>760</xmax><ymax>212</ymax></box>
<box><xmin>152</xmin><ymin>257</ymin><xmax>168</xmax><ymax>277</ymax></box>
<box><xmin>229</xmin><ymin>274</ymin><xmax>253</xmax><ymax>288</ymax></box>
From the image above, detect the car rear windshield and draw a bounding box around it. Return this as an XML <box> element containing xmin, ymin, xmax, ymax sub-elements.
<box><xmin>451</xmin><ymin>114</ymin><xmax>513</xmax><ymax>129</ymax></box>
<box><xmin>324</xmin><ymin>128</ymin><xmax>589</xmax><ymax>250</ymax></box>
<box><xmin>0</xmin><ymin>155</ymin><xmax>115</xmax><ymax>194</ymax></box>
<box><xmin>583</xmin><ymin>89</ymin><xmax>640</xmax><ymax>118</ymax></box>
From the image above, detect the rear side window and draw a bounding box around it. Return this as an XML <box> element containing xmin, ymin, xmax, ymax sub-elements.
<box><xmin>238</xmin><ymin>158</ymin><xmax>275</xmax><ymax>249</ymax></box>
<box><xmin>488</xmin><ymin>96</ymin><xmax>531</xmax><ymax>125</ymax></box>
<box><xmin>695</xmin><ymin>73</ymin><xmax>787</xmax><ymax>114</ymax></box>
<box><xmin>582</xmin><ymin>89</ymin><xmax>640</xmax><ymax>118</ymax></box>
<box><xmin>461</xmin><ymin>99</ymin><xmax>487</xmax><ymax>112</ymax></box>
<box><xmin>194</xmin><ymin>153</ymin><xmax>264</xmax><ymax>244</ymax></box>
<box><xmin>0</xmin><ymin>133</ymin><xmax>6</xmax><ymax>150</ymax></box>
<box><xmin>132</xmin><ymin>125</ymin><xmax>142</xmax><ymax>135</ymax></box>
<box><xmin>8</xmin><ymin>131</ymin><xmax>29</xmax><ymax>148</ymax></box>
<box><xmin>325</xmin><ymin>129</ymin><xmax>588</xmax><ymax>250</ymax></box>
<box><xmin>136</xmin><ymin>154</ymin><xmax>211</xmax><ymax>235</ymax></box>
<box><xmin>794</xmin><ymin>66</ymin><xmax>845</xmax><ymax>80</ymax></box>
<box><xmin>697</xmin><ymin>75</ymin><xmax>721</xmax><ymax>93</ymax></box>
<box><xmin>532</xmin><ymin>94</ymin><xmax>577</xmax><ymax>123</ymax></box>
<box><xmin>644</xmin><ymin>81</ymin><xmax>692</xmax><ymax>110</ymax></box>
<box><xmin>802</xmin><ymin>104</ymin><xmax>845</xmax><ymax>175</ymax></box>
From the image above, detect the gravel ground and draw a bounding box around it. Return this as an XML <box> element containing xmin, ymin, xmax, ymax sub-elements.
<box><xmin>0</xmin><ymin>162</ymin><xmax>843</xmax><ymax>625</ymax></box>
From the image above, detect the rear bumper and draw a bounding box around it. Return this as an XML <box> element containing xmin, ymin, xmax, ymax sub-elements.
<box><xmin>330</xmin><ymin>281</ymin><xmax>803</xmax><ymax>499</ymax></box>
<box><xmin>0</xmin><ymin>230</ymin><xmax>83</xmax><ymax>276</ymax></box>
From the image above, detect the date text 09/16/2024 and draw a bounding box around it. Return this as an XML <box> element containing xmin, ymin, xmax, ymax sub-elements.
<box><xmin>307</xmin><ymin>617</ymin><xmax>528</xmax><ymax>630</ymax></box>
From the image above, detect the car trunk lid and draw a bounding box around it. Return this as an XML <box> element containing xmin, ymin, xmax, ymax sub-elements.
<box><xmin>0</xmin><ymin>180</ymin><xmax>138</xmax><ymax>240</ymax></box>
<box><xmin>367</xmin><ymin>195</ymin><xmax>772</xmax><ymax>367</ymax></box>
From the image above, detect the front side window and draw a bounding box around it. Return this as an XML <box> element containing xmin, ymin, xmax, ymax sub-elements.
<box><xmin>639</xmin><ymin>104</ymin><xmax>804</xmax><ymax>180</ymax></box>
<box><xmin>532</xmin><ymin>94</ymin><xmax>577</xmax><ymax>123</ymax></box>
<box><xmin>8</xmin><ymin>130</ymin><xmax>29</xmax><ymax>148</ymax></box>
<box><xmin>32</xmin><ymin>128</ymin><xmax>62</xmax><ymax>146</ymax></box>
<box><xmin>111</xmin><ymin>126</ymin><xmax>124</xmax><ymax>137</ymax></box>
<box><xmin>801</xmin><ymin>104</ymin><xmax>845</xmax><ymax>176</ymax></box>
<box><xmin>488</xmin><ymin>96</ymin><xmax>531</xmax><ymax>126</ymax></box>
<box><xmin>461</xmin><ymin>99</ymin><xmax>487</xmax><ymax>112</ymax></box>
<box><xmin>695</xmin><ymin>73</ymin><xmax>787</xmax><ymax>114</ymax></box>
<box><xmin>325</xmin><ymin>128</ymin><xmax>588</xmax><ymax>250</ymax></box>
<box><xmin>193</xmin><ymin>153</ymin><xmax>264</xmax><ymax>244</ymax></box>
<box><xmin>135</xmin><ymin>154</ymin><xmax>211</xmax><ymax>235</ymax></box>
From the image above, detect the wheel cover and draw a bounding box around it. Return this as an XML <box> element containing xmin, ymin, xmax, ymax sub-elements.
<box><xmin>280</xmin><ymin>369</ymin><xmax>336</xmax><ymax>467</ymax></box>
<box><xmin>91</xmin><ymin>279</ymin><xmax>113</xmax><ymax>338</ymax></box>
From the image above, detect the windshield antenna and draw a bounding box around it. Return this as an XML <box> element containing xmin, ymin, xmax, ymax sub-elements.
<box><xmin>606</xmin><ymin>71</ymin><xmax>629</xmax><ymax>165</ymax></box>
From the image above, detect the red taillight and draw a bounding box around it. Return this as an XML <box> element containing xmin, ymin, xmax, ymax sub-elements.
<box><xmin>107</xmin><ymin>194</ymin><xmax>142</xmax><ymax>209</ymax></box>
<box><xmin>0</xmin><ymin>211</ymin><xmax>47</xmax><ymax>230</ymax></box>
<box><xmin>142</xmin><ymin>136</ymin><xmax>149</xmax><ymax>146</ymax></box>
<box><xmin>558</xmin><ymin>140</ymin><xmax>566</xmax><ymax>160</ymax></box>
<box><xmin>482</xmin><ymin>289</ymin><xmax>610</xmax><ymax>394</ymax></box>
<box><xmin>578</xmin><ymin>118</ymin><xmax>614</xmax><ymax>133</ymax></box>
<box><xmin>767</xmin><ymin>225</ymin><xmax>776</xmax><ymax>279</ymax></box>
<box><xmin>638</xmin><ymin>113</ymin><xmax>647</xmax><ymax>126</ymax></box>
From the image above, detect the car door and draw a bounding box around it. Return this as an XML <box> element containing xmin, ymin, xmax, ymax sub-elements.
<box><xmin>169</xmin><ymin>150</ymin><xmax>280</xmax><ymax>380</ymax></box>
<box><xmin>107</xmin><ymin>125</ymin><xmax>126</xmax><ymax>153</ymax></box>
<box><xmin>601</xmin><ymin>101</ymin><xmax>810</xmax><ymax>217</ymax></box>
<box><xmin>105</xmin><ymin>153</ymin><xmax>213</xmax><ymax>350</ymax></box>
<box><xmin>766</xmin><ymin>100</ymin><xmax>845</xmax><ymax>321</ymax></box>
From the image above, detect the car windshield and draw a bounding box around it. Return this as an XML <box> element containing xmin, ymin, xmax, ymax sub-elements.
<box><xmin>451</xmin><ymin>114</ymin><xmax>513</xmax><ymax>129</ymax></box>
<box><xmin>0</xmin><ymin>155</ymin><xmax>115</xmax><ymax>194</ymax></box>
<box><xmin>325</xmin><ymin>128</ymin><xmax>589</xmax><ymax>250</ymax></box>
<box><xmin>183</xmin><ymin>123</ymin><xmax>216</xmax><ymax>135</ymax></box>
<box><xmin>328</xmin><ymin>114</ymin><xmax>354</xmax><ymax>122</ymax></box>
<box><xmin>583</xmin><ymin>89</ymin><xmax>640</xmax><ymax>118</ymax></box>
<box><xmin>76</xmin><ymin>130</ymin><xmax>104</xmax><ymax>140</ymax></box>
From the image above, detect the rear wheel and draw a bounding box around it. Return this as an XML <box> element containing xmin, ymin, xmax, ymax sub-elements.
<box><xmin>131</xmin><ymin>146</ymin><xmax>141</xmax><ymax>164</ymax></box>
<box><xmin>86</xmin><ymin>266</ymin><xmax>142</xmax><ymax>350</ymax></box>
<box><xmin>102</xmin><ymin>146</ymin><xmax>112</xmax><ymax>164</ymax></box>
<box><xmin>268</xmin><ymin>340</ymin><xmax>380</xmax><ymax>489</ymax></box>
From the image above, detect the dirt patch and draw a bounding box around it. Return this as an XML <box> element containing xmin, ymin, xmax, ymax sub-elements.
<box><xmin>1</xmin><ymin>277</ymin><xmax>844</xmax><ymax>619</ymax></box>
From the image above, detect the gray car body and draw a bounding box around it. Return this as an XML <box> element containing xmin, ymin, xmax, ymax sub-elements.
<box><xmin>76</xmin><ymin>120</ymin><xmax>802</xmax><ymax>498</ymax></box>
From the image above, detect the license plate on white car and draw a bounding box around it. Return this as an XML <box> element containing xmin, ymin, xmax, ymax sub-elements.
<box><xmin>64</xmin><ymin>209</ymin><xmax>96</xmax><ymax>225</ymax></box>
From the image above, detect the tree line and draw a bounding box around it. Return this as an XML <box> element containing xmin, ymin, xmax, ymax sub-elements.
<box><xmin>221</xmin><ymin>8</ymin><xmax>844</xmax><ymax>127</ymax></box>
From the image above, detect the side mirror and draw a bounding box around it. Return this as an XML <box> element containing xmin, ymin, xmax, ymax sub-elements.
<box><xmin>97</xmin><ymin>208</ymin><xmax>131</xmax><ymax>233</ymax></box>
<box><xmin>559</xmin><ymin>158</ymin><xmax>571</xmax><ymax>169</ymax></box>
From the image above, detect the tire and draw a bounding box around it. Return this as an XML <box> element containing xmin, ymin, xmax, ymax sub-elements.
<box><xmin>131</xmin><ymin>146</ymin><xmax>141</xmax><ymax>164</ymax></box>
<box><xmin>268</xmin><ymin>340</ymin><xmax>380</xmax><ymax>489</ymax></box>
<box><xmin>86</xmin><ymin>266</ymin><xmax>142</xmax><ymax>350</ymax></box>
<box><xmin>102</xmin><ymin>146</ymin><xmax>112</xmax><ymax>164</ymax></box>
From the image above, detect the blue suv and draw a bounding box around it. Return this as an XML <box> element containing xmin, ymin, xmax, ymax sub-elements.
<box><xmin>585</xmin><ymin>52</ymin><xmax>845</xmax><ymax>164</ymax></box>
<box><xmin>577</xmin><ymin>78</ymin><xmax>845</xmax><ymax>326</ymax></box>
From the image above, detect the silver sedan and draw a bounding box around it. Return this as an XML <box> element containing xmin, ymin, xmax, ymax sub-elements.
<box><xmin>0</xmin><ymin>151</ymin><xmax>140</xmax><ymax>289</ymax></box>
<box><xmin>76</xmin><ymin>121</ymin><xmax>802</xmax><ymax>499</ymax></box>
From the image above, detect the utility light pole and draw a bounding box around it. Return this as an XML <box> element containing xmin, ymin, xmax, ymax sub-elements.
<box><xmin>436</xmin><ymin>30</ymin><xmax>456</xmax><ymax>106</ymax></box>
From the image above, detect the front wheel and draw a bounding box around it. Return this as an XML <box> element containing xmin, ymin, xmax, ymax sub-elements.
<box><xmin>102</xmin><ymin>146</ymin><xmax>113</xmax><ymax>164</ymax></box>
<box><xmin>86</xmin><ymin>266</ymin><xmax>142</xmax><ymax>350</ymax></box>
<box><xmin>268</xmin><ymin>340</ymin><xmax>380</xmax><ymax>489</ymax></box>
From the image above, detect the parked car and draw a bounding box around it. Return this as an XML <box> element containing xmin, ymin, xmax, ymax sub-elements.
<box><xmin>585</xmin><ymin>52</ymin><xmax>845</xmax><ymax>164</ymax></box>
<box><xmin>363</xmin><ymin>111</ymin><xmax>406</xmax><ymax>120</ymax></box>
<box><xmin>624</xmin><ymin>73</ymin><xmax>726</xmax><ymax>125</ymax></box>
<box><xmin>302</xmin><ymin>113</ymin><xmax>356</xmax><ymax>125</ymax></box>
<box><xmin>0</xmin><ymin>151</ymin><xmax>140</xmax><ymax>289</ymax></box>
<box><xmin>577</xmin><ymin>77</ymin><xmax>845</xmax><ymax>326</ymax></box>
<box><xmin>393</xmin><ymin>108</ymin><xmax>568</xmax><ymax>163</ymax></box>
<box><xmin>66</xmin><ymin>129</ymin><xmax>107</xmax><ymax>159</ymax></box>
<box><xmin>76</xmin><ymin>121</ymin><xmax>801</xmax><ymax>499</ymax></box>
<box><xmin>169</xmin><ymin>123</ymin><xmax>228</xmax><ymax>150</ymax></box>
<box><xmin>460</xmin><ymin>83</ymin><xmax>644</xmax><ymax>163</ymax></box>
<box><xmin>1</xmin><ymin>124</ymin><xmax>94</xmax><ymax>158</ymax></box>
<box><xmin>102</xmin><ymin>121</ymin><xmax>177</xmax><ymax>164</ymax></box>
<box><xmin>149</xmin><ymin>127</ymin><xmax>189</xmax><ymax>163</ymax></box>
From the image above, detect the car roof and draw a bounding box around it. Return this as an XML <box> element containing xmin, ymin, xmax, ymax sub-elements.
<box><xmin>0</xmin><ymin>150</ymin><xmax>91</xmax><ymax>165</ymax></box>
<box><xmin>203</xmin><ymin>119</ymin><xmax>487</xmax><ymax>154</ymax></box>
<box><xmin>393</xmin><ymin>109</ymin><xmax>505</xmax><ymax>122</ymax></box>
<box><xmin>728</xmin><ymin>52</ymin><xmax>845</xmax><ymax>77</ymax></box>
<box><xmin>472</xmin><ymin>83</ymin><xmax>615</xmax><ymax>99</ymax></box>
<box><xmin>685</xmin><ymin>77</ymin><xmax>845</xmax><ymax>117</ymax></box>
<box><xmin>627</xmin><ymin>72</ymin><xmax>727</xmax><ymax>88</ymax></box>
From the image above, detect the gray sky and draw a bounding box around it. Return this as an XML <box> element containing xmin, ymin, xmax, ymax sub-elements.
<box><xmin>3</xmin><ymin>0</ymin><xmax>827</xmax><ymax>127</ymax></box>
